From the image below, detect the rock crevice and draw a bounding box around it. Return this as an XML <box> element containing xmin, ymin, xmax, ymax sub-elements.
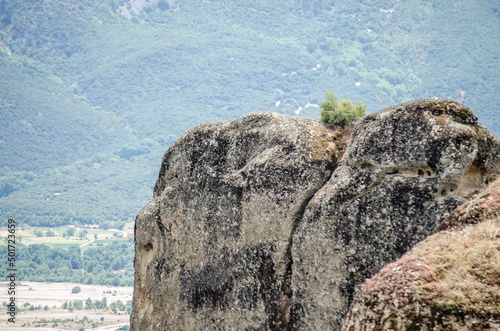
<box><xmin>275</xmin><ymin>166</ymin><xmax>336</xmax><ymax>330</ymax></box>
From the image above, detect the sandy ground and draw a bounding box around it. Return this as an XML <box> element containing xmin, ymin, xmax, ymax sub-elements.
<box><xmin>0</xmin><ymin>281</ymin><xmax>133</xmax><ymax>330</ymax></box>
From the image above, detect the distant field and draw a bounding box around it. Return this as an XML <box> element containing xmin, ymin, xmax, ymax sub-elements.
<box><xmin>89</xmin><ymin>239</ymin><xmax>122</xmax><ymax>245</ymax></box>
<box><xmin>0</xmin><ymin>224</ymin><xmax>135</xmax><ymax>287</ymax></box>
<box><xmin>45</xmin><ymin>241</ymin><xmax>82</xmax><ymax>249</ymax></box>
<box><xmin>0</xmin><ymin>281</ymin><xmax>132</xmax><ymax>331</ymax></box>
<box><xmin>124</xmin><ymin>221</ymin><xmax>135</xmax><ymax>238</ymax></box>
<box><xmin>1</xmin><ymin>225</ymin><xmax>132</xmax><ymax>249</ymax></box>
<box><xmin>81</xmin><ymin>239</ymin><xmax>129</xmax><ymax>251</ymax></box>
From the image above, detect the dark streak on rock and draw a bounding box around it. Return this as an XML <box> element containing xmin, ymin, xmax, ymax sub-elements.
<box><xmin>180</xmin><ymin>243</ymin><xmax>277</xmax><ymax>317</ymax></box>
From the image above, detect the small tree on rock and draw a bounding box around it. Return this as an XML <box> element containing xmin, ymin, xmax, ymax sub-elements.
<box><xmin>319</xmin><ymin>92</ymin><xmax>366</xmax><ymax>129</ymax></box>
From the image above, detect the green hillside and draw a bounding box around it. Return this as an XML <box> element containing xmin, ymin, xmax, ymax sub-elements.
<box><xmin>0</xmin><ymin>57</ymin><xmax>133</xmax><ymax>173</ymax></box>
<box><xmin>0</xmin><ymin>0</ymin><xmax>498</xmax><ymax>226</ymax></box>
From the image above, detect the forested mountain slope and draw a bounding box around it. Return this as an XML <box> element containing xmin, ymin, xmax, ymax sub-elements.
<box><xmin>0</xmin><ymin>0</ymin><xmax>498</xmax><ymax>226</ymax></box>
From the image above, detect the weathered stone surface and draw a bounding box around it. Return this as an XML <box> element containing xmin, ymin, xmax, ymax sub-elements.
<box><xmin>131</xmin><ymin>112</ymin><xmax>345</xmax><ymax>330</ymax></box>
<box><xmin>290</xmin><ymin>99</ymin><xmax>500</xmax><ymax>329</ymax></box>
<box><xmin>339</xmin><ymin>179</ymin><xmax>500</xmax><ymax>331</ymax></box>
<box><xmin>438</xmin><ymin>176</ymin><xmax>500</xmax><ymax>231</ymax></box>
<box><xmin>132</xmin><ymin>99</ymin><xmax>500</xmax><ymax>330</ymax></box>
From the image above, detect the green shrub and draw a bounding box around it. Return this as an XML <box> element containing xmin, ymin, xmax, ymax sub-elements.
<box><xmin>319</xmin><ymin>92</ymin><xmax>366</xmax><ymax>129</ymax></box>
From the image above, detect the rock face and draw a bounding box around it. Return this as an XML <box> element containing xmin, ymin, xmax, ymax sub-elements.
<box><xmin>340</xmin><ymin>179</ymin><xmax>500</xmax><ymax>330</ymax></box>
<box><xmin>290</xmin><ymin>99</ymin><xmax>500</xmax><ymax>329</ymax></box>
<box><xmin>131</xmin><ymin>99</ymin><xmax>500</xmax><ymax>330</ymax></box>
<box><xmin>131</xmin><ymin>112</ymin><xmax>346</xmax><ymax>330</ymax></box>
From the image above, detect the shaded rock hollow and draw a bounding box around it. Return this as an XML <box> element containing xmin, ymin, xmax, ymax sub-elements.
<box><xmin>131</xmin><ymin>99</ymin><xmax>500</xmax><ymax>330</ymax></box>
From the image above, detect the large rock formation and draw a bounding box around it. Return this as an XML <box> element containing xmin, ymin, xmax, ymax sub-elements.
<box><xmin>131</xmin><ymin>112</ymin><xmax>346</xmax><ymax>330</ymax></box>
<box><xmin>290</xmin><ymin>99</ymin><xmax>500</xmax><ymax>329</ymax></box>
<box><xmin>132</xmin><ymin>99</ymin><xmax>500</xmax><ymax>330</ymax></box>
<box><xmin>340</xmin><ymin>179</ymin><xmax>500</xmax><ymax>330</ymax></box>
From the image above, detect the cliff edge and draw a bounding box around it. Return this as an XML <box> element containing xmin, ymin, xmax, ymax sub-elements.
<box><xmin>132</xmin><ymin>99</ymin><xmax>500</xmax><ymax>330</ymax></box>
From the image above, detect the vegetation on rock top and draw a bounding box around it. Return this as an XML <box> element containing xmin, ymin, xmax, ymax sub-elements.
<box><xmin>319</xmin><ymin>92</ymin><xmax>366</xmax><ymax>129</ymax></box>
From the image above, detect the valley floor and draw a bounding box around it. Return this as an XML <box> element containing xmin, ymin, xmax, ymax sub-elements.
<box><xmin>0</xmin><ymin>281</ymin><xmax>133</xmax><ymax>330</ymax></box>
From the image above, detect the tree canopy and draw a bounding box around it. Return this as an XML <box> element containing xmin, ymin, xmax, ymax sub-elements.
<box><xmin>319</xmin><ymin>93</ymin><xmax>366</xmax><ymax>129</ymax></box>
